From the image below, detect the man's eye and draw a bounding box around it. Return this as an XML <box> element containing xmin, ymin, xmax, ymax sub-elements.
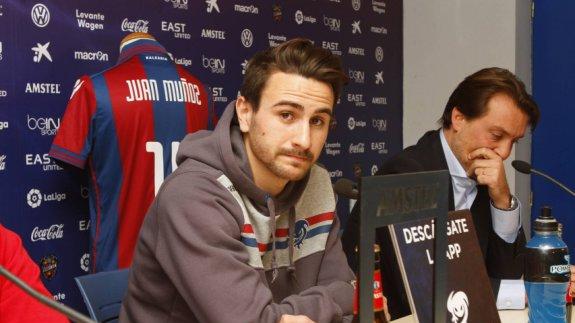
<box><xmin>311</xmin><ymin>117</ymin><xmax>325</xmax><ymax>126</ymax></box>
<box><xmin>280</xmin><ymin>112</ymin><xmax>293</xmax><ymax>120</ymax></box>
<box><xmin>491</xmin><ymin>133</ymin><xmax>502</xmax><ymax>140</ymax></box>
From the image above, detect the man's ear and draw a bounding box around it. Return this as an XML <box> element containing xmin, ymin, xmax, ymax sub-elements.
<box><xmin>451</xmin><ymin>107</ymin><xmax>466</xmax><ymax>132</ymax></box>
<box><xmin>236</xmin><ymin>96</ymin><xmax>253</xmax><ymax>133</ymax></box>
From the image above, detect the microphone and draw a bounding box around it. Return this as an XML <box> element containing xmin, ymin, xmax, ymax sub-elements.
<box><xmin>511</xmin><ymin>160</ymin><xmax>575</xmax><ymax>197</ymax></box>
<box><xmin>334</xmin><ymin>178</ymin><xmax>359</xmax><ymax>199</ymax></box>
<box><xmin>0</xmin><ymin>265</ymin><xmax>95</xmax><ymax>323</ymax></box>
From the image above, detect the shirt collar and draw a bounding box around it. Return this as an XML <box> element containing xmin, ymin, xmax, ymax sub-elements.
<box><xmin>117</xmin><ymin>33</ymin><xmax>168</xmax><ymax>64</ymax></box>
<box><xmin>439</xmin><ymin>129</ymin><xmax>473</xmax><ymax>181</ymax></box>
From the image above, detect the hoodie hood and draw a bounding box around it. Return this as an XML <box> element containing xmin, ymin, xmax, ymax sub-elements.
<box><xmin>176</xmin><ymin>100</ymin><xmax>309</xmax><ymax>214</ymax></box>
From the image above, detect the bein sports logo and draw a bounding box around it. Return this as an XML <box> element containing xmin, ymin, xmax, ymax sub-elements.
<box><xmin>31</xmin><ymin>3</ymin><xmax>50</xmax><ymax>28</ymax></box>
<box><xmin>165</xmin><ymin>0</ymin><xmax>188</xmax><ymax>10</ymax></box>
<box><xmin>202</xmin><ymin>55</ymin><xmax>225</xmax><ymax>74</ymax></box>
<box><xmin>447</xmin><ymin>291</ymin><xmax>469</xmax><ymax>323</ymax></box>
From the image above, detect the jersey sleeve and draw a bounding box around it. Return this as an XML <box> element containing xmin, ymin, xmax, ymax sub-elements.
<box><xmin>49</xmin><ymin>76</ymin><xmax>97</xmax><ymax>169</ymax></box>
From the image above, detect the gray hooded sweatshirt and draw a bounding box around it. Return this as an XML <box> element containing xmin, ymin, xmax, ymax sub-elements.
<box><xmin>120</xmin><ymin>101</ymin><xmax>354</xmax><ymax>323</ymax></box>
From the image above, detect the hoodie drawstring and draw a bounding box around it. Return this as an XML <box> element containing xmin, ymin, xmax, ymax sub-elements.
<box><xmin>288</xmin><ymin>207</ymin><xmax>299</xmax><ymax>289</ymax></box>
<box><xmin>266</xmin><ymin>196</ymin><xmax>279</xmax><ymax>284</ymax></box>
<box><xmin>266</xmin><ymin>196</ymin><xmax>298</xmax><ymax>287</ymax></box>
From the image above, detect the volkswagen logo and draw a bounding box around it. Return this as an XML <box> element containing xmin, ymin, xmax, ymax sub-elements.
<box><xmin>31</xmin><ymin>3</ymin><xmax>50</xmax><ymax>28</ymax></box>
<box><xmin>241</xmin><ymin>29</ymin><xmax>253</xmax><ymax>48</ymax></box>
<box><xmin>375</xmin><ymin>46</ymin><xmax>384</xmax><ymax>62</ymax></box>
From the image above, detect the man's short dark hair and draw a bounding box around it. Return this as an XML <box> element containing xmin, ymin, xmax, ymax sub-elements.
<box><xmin>240</xmin><ymin>38</ymin><xmax>348</xmax><ymax>111</ymax></box>
<box><xmin>440</xmin><ymin>67</ymin><xmax>540</xmax><ymax>130</ymax></box>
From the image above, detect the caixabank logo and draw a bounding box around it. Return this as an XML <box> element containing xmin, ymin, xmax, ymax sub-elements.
<box><xmin>205</xmin><ymin>0</ymin><xmax>220</xmax><ymax>13</ymax></box>
<box><xmin>26</xmin><ymin>188</ymin><xmax>66</xmax><ymax>208</ymax></box>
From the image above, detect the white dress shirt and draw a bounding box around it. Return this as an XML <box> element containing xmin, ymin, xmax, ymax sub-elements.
<box><xmin>439</xmin><ymin>129</ymin><xmax>525</xmax><ymax>309</ymax></box>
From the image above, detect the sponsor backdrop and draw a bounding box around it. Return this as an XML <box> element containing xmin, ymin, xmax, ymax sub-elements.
<box><xmin>532</xmin><ymin>1</ymin><xmax>574</xmax><ymax>258</ymax></box>
<box><xmin>0</xmin><ymin>0</ymin><xmax>402</xmax><ymax>312</ymax></box>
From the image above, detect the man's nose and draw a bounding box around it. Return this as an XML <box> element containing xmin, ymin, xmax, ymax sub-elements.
<box><xmin>292</xmin><ymin>122</ymin><xmax>311</xmax><ymax>150</ymax></box>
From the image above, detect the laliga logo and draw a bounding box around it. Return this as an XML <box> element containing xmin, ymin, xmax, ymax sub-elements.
<box><xmin>294</xmin><ymin>10</ymin><xmax>304</xmax><ymax>25</ymax></box>
<box><xmin>294</xmin><ymin>219</ymin><xmax>309</xmax><ymax>249</ymax></box>
<box><xmin>31</xmin><ymin>3</ymin><xmax>50</xmax><ymax>28</ymax></box>
<box><xmin>447</xmin><ymin>291</ymin><xmax>469</xmax><ymax>323</ymax></box>
<box><xmin>80</xmin><ymin>253</ymin><xmax>90</xmax><ymax>272</ymax></box>
<box><xmin>241</xmin><ymin>29</ymin><xmax>253</xmax><ymax>48</ymax></box>
<box><xmin>352</xmin><ymin>0</ymin><xmax>361</xmax><ymax>11</ymax></box>
<box><xmin>27</xmin><ymin>189</ymin><xmax>42</xmax><ymax>208</ymax></box>
<box><xmin>348</xmin><ymin>117</ymin><xmax>356</xmax><ymax>130</ymax></box>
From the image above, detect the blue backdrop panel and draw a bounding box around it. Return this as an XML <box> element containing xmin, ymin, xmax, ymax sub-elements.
<box><xmin>533</xmin><ymin>1</ymin><xmax>575</xmax><ymax>258</ymax></box>
<box><xmin>0</xmin><ymin>0</ymin><xmax>403</xmax><ymax>312</ymax></box>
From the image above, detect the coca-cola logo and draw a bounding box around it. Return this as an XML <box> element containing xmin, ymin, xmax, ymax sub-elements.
<box><xmin>121</xmin><ymin>18</ymin><xmax>149</xmax><ymax>32</ymax></box>
<box><xmin>31</xmin><ymin>224</ymin><xmax>64</xmax><ymax>242</ymax></box>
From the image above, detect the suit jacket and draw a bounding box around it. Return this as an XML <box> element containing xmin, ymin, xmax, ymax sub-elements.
<box><xmin>341</xmin><ymin>129</ymin><xmax>525</xmax><ymax>319</ymax></box>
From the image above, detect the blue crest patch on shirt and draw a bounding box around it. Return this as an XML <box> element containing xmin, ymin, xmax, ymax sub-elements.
<box><xmin>294</xmin><ymin>219</ymin><xmax>309</xmax><ymax>249</ymax></box>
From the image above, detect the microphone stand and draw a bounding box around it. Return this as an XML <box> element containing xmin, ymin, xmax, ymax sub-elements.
<box><xmin>0</xmin><ymin>265</ymin><xmax>95</xmax><ymax>323</ymax></box>
<box><xmin>530</xmin><ymin>169</ymin><xmax>575</xmax><ymax>197</ymax></box>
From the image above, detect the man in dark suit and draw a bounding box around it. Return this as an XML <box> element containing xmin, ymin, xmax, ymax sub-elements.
<box><xmin>342</xmin><ymin>67</ymin><xmax>540</xmax><ymax>319</ymax></box>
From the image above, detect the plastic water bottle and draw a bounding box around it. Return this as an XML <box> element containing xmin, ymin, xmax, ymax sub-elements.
<box><xmin>525</xmin><ymin>206</ymin><xmax>571</xmax><ymax>323</ymax></box>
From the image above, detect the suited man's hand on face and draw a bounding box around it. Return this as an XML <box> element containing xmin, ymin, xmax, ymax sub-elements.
<box><xmin>466</xmin><ymin>147</ymin><xmax>511</xmax><ymax>209</ymax></box>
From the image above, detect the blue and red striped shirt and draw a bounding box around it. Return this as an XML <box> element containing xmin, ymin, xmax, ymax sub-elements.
<box><xmin>50</xmin><ymin>35</ymin><xmax>209</xmax><ymax>271</ymax></box>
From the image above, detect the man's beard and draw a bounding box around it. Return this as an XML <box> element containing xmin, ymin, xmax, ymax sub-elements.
<box><xmin>249</xmin><ymin>125</ymin><xmax>314</xmax><ymax>181</ymax></box>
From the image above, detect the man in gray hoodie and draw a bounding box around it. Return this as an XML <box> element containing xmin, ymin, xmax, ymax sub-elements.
<box><xmin>120</xmin><ymin>38</ymin><xmax>355</xmax><ymax>323</ymax></box>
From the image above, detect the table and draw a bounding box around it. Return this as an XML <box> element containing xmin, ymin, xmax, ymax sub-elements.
<box><xmin>390</xmin><ymin>307</ymin><xmax>575</xmax><ymax>322</ymax></box>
